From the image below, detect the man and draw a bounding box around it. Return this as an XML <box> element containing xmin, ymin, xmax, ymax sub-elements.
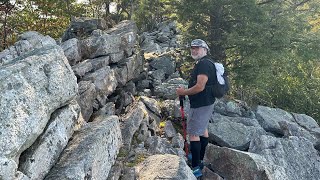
<box><xmin>176</xmin><ymin>39</ymin><xmax>216</xmax><ymax>177</ymax></box>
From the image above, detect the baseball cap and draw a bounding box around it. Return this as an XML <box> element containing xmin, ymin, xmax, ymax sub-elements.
<box><xmin>190</xmin><ymin>39</ymin><xmax>209</xmax><ymax>50</ymax></box>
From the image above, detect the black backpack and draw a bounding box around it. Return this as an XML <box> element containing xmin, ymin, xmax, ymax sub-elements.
<box><xmin>207</xmin><ymin>60</ymin><xmax>230</xmax><ymax>98</ymax></box>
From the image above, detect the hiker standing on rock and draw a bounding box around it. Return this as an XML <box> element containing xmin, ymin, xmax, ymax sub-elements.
<box><xmin>176</xmin><ymin>39</ymin><xmax>216</xmax><ymax>178</ymax></box>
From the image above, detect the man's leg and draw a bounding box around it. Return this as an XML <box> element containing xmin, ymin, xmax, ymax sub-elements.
<box><xmin>200</xmin><ymin>129</ymin><xmax>209</xmax><ymax>161</ymax></box>
<box><xmin>189</xmin><ymin>135</ymin><xmax>201</xmax><ymax>168</ymax></box>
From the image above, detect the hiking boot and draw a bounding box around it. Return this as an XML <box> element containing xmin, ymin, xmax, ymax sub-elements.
<box><xmin>192</xmin><ymin>166</ymin><xmax>203</xmax><ymax>178</ymax></box>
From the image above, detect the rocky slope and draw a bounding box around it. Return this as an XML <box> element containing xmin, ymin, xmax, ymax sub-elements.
<box><xmin>0</xmin><ymin>18</ymin><xmax>319</xmax><ymax>180</ymax></box>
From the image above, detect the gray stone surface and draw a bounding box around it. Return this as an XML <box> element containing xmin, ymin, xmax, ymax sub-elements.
<box><xmin>0</xmin><ymin>45</ymin><xmax>77</xmax><ymax>160</ymax></box>
<box><xmin>45</xmin><ymin>115</ymin><xmax>122</xmax><ymax>180</ymax></box>
<box><xmin>19</xmin><ymin>101</ymin><xmax>81</xmax><ymax>180</ymax></box>
<box><xmin>249</xmin><ymin>135</ymin><xmax>320</xmax><ymax>180</ymax></box>
<box><xmin>135</xmin><ymin>154</ymin><xmax>196</xmax><ymax>180</ymax></box>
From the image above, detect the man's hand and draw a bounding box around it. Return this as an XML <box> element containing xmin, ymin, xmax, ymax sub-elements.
<box><xmin>176</xmin><ymin>87</ymin><xmax>185</xmax><ymax>96</ymax></box>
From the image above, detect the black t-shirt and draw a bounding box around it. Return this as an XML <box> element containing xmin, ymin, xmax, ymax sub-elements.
<box><xmin>188</xmin><ymin>56</ymin><xmax>216</xmax><ymax>108</ymax></box>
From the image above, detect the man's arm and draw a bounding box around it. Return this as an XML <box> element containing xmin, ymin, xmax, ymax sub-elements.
<box><xmin>176</xmin><ymin>74</ymin><xmax>208</xmax><ymax>96</ymax></box>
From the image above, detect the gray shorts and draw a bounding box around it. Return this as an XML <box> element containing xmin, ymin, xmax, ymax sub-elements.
<box><xmin>187</xmin><ymin>104</ymin><xmax>214</xmax><ymax>136</ymax></box>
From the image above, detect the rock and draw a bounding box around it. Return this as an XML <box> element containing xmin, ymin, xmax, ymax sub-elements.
<box><xmin>249</xmin><ymin>135</ymin><xmax>320</xmax><ymax>180</ymax></box>
<box><xmin>45</xmin><ymin>115</ymin><xmax>122</xmax><ymax>180</ymax></box>
<box><xmin>208</xmin><ymin>113</ymin><xmax>266</xmax><ymax>150</ymax></box>
<box><xmin>135</xmin><ymin>154</ymin><xmax>196</xmax><ymax>180</ymax></box>
<box><xmin>62</xmin><ymin>17</ymin><xmax>107</xmax><ymax>42</ymax></box>
<box><xmin>205</xmin><ymin>144</ymin><xmax>289</xmax><ymax>180</ymax></box>
<box><xmin>121</xmin><ymin>101</ymin><xmax>148</xmax><ymax>150</ymax></box>
<box><xmin>0</xmin><ymin>31</ymin><xmax>56</xmax><ymax>65</ymax></box>
<box><xmin>19</xmin><ymin>102</ymin><xmax>81</xmax><ymax>180</ymax></box>
<box><xmin>61</xmin><ymin>38</ymin><xmax>82</xmax><ymax>65</ymax></box>
<box><xmin>0</xmin><ymin>45</ymin><xmax>77</xmax><ymax>160</ymax></box>
<box><xmin>256</xmin><ymin>106</ymin><xmax>295</xmax><ymax>135</ymax></box>
<box><xmin>149</xmin><ymin>55</ymin><xmax>176</xmax><ymax>76</ymax></box>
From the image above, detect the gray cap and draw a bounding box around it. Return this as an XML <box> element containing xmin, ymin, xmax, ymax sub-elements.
<box><xmin>191</xmin><ymin>39</ymin><xmax>209</xmax><ymax>50</ymax></box>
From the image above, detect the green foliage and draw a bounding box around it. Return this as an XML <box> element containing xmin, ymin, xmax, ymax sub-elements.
<box><xmin>133</xmin><ymin>0</ymin><xmax>176</xmax><ymax>32</ymax></box>
<box><xmin>1</xmin><ymin>0</ymin><xmax>319</xmax><ymax>123</ymax></box>
<box><xmin>176</xmin><ymin>0</ymin><xmax>320</xmax><ymax>123</ymax></box>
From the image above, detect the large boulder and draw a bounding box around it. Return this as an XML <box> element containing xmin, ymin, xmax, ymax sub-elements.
<box><xmin>0</xmin><ymin>45</ymin><xmax>77</xmax><ymax>160</ymax></box>
<box><xmin>0</xmin><ymin>31</ymin><xmax>56</xmax><ymax>65</ymax></box>
<box><xmin>45</xmin><ymin>115</ymin><xmax>122</xmax><ymax>180</ymax></box>
<box><xmin>135</xmin><ymin>154</ymin><xmax>196</xmax><ymax>180</ymax></box>
<box><xmin>256</xmin><ymin>106</ymin><xmax>295</xmax><ymax>135</ymax></box>
<box><xmin>205</xmin><ymin>144</ymin><xmax>288</xmax><ymax>180</ymax></box>
<box><xmin>61</xmin><ymin>17</ymin><xmax>107</xmax><ymax>42</ymax></box>
<box><xmin>18</xmin><ymin>101</ymin><xmax>82</xmax><ymax>180</ymax></box>
<box><xmin>249</xmin><ymin>135</ymin><xmax>320</xmax><ymax>180</ymax></box>
<box><xmin>208</xmin><ymin>113</ymin><xmax>266</xmax><ymax>150</ymax></box>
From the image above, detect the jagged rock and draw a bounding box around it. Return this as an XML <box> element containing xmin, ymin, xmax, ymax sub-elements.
<box><xmin>0</xmin><ymin>45</ymin><xmax>77</xmax><ymax>161</ymax></box>
<box><xmin>136</xmin><ymin>79</ymin><xmax>151</xmax><ymax>90</ymax></box>
<box><xmin>15</xmin><ymin>171</ymin><xmax>30</xmax><ymax>180</ymax></box>
<box><xmin>62</xmin><ymin>17</ymin><xmax>107</xmax><ymax>42</ymax></box>
<box><xmin>205</xmin><ymin>144</ymin><xmax>289</xmax><ymax>180</ymax></box>
<box><xmin>140</xmin><ymin>36</ymin><xmax>162</xmax><ymax>54</ymax></box>
<box><xmin>121</xmin><ymin>167</ymin><xmax>136</xmax><ymax>180</ymax></box>
<box><xmin>0</xmin><ymin>157</ymin><xmax>17</xmax><ymax>180</ymax></box>
<box><xmin>91</xmin><ymin>102</ymin><xmax>116</xmax><ymax>121</ymax></box>
<box><xmin>80</xmin><ymin>34</ymin><xmax>121</xmax><ymax>59</ymax></box>
<box><xmin>202</xmin><ymin>166</ymin><xmax>224</xmax><ymax>180</ymax></box>
<box><xmin>160</xmin><ymin>100</ymin><xmax>176</xmax><ymax>117</ymax></box>
<box><xmin>116</xmin><ymin>54</ymin><xmax>144</xmax><ymax>87</ymax></box>
<box><xmin>154</xmin><ymin>83</ymin><xmax>183</xmax><ymax>100</ymax></box>
<box><xmin>208</xmin><ymin>113</ymin><xmax>266</xmax><ymax>150</ymax></box>
<box><xmin>278</xmin><ymin>121</ymin><xmax>317</xmax><ymax>143</ymax></box>
<box><xmin>213</xmin><ymin>99</ymin><xmax>254</xmax><ymax>118</ymax></box>
<box><xmin>249</xmin><ymin>135</ymin><xmax>320</xmax><ymax>180</ymax></box>
<box><xmin>292</xmin><ymin>113</ymin><xmax>320</xmax><ymax>139</ymax></box>
<box><xmin>140</xmin><ymin>96</ymin><xmax>161</xmax><ymax>117</ymax></box>
<box><xmin>123</xmin><ymin>54</ymin><xmax>144</xmax><ymax>82</ymax></box>
<box><xmin>124</xmin><ymin>81</ymin><xmax>137</xmax><ymax>96</ymax></box>
<box><xmin>0</xmin><ymin>31</ymin><xmax>56</xmax><ymax>66</ymax></box>
<box><xmin>45</xmin><ymin>115</ymin><xmax>122</xmax><ymax>180</ymax></box>
<box><xmin>135</xmin><ymin>154</ymin><xmax>196</xmax><ymax>180</ymax></box>
<box><xmin>138</xmin><ymin>89</ymin><xmax>152</xmax><ymax>97</ymax></box>
<box><xmin>106</xmin><ymin>20</ymin><xmax>138</xmax><ymax>36</ymax></box>
<box><xmin>164</xmin><ymin>121</ymin><xmax>177</xmax><ymax>138</ymax></box>
<box><xmin>256</xmin><ymin>106</ymin><xmax>295</xmax><ymax>135</ymax></box>
<box><xmin>77</xmin><ymin>81</ymin><xmax>96</xmax><ymax>122</ymax></box>
<box><xmin>19</xmin><ymin>101</ymin><xmax>82</xmax><ymax>180</ymax></box>
<box><xmin>121</xmin><ymin>101</ymin><xmax>149</xmax><ymax>150</ymax></box>
<box><xmin>109</xmin><ymin>51</ymin><xmax>125</xmax><ymax>63</ymax></box>
<box><xmin>172</xmin><ymin>133</ymin><xmax>184</xmax><ymax>149</ymax></box>
<box><xmin>72</xmin><ymin>56</ymin><xmax>110</xmax><ymax>79</ymax></box>
<box><xmin>160</xmin><ymin>98</ymin><xmax>190</xmax><ymax>119</ymax></box>
<box><xmin>137</xmin><ymin>121</ymin><xmax>151</xmax><ymax>143</ymax></box>
<box><xmin>115</xmin><ymin>66</ymin><xmax>129</xmax><ymax>87</ymax></box>
<box><xmin>107</xmin><ymin>160</ymin><xmax>124</xmax><ymax>180</ymax></box>
<box><xmin>61</xmin><ymin>38</ymin><xmax>82</xmax><ymax>65</ymax></box>
<box><xmin>149</xmin><ymin>55</ymin><xmax>176</xmax><ymax>76</ymax></box>
<box><xmin>145</xmin><ymin>136</ymin><xmax>181</xmax><ymax>156</ymax></box>
<box><xmin>149</xmin><ymin>69</ymin><xmax>166</xmax><ymax>81</ymax></box>
<box><xmin>81</xmin><ymin>66</ymin><xmax>118</xmax><ymax>96</ymax></box>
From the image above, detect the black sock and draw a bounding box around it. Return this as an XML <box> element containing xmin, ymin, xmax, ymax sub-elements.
<box><xmin>190</xmin><ymin>141</ymin><xmax>201</xmax><ymax>168</ymax></box>
<box><xmin>200</xmin><ymin>136</ymin><xmax>209</xmax><ymax>161</ymax></box>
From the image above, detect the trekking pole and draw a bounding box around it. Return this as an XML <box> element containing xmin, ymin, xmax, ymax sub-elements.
<box><xmin>179</xmin><ymin>96</ymin><xmax>189</xmax><ymax>157</ymax></box>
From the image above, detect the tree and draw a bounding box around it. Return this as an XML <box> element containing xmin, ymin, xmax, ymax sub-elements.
<box><xmin>0</xmin><ymin>0</ymin><xmax>16</xmax><ymax>50</ymax></box>
<box><xmin>176</xmin><ymin>0</ymin><xmax>320</xmax><ymax>122</ymax></box>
